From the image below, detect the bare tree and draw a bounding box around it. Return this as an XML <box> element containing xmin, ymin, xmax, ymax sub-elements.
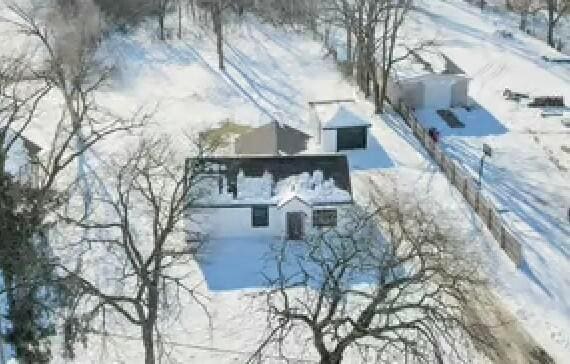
<box><xmin>510</xmin><ymin>0</ymin><xmax>542</xmax><ymax>31</ymax></box>
<box><xmin>59</xmin><ymin>135</ymin><xmax>211</xmax><ymax>364</ymax></box>
<box><xmin>93</xmin><ymin>0</ymin><xmax>155</xmax><ymax>28</ymax></box>
<box><xmin>255</xmin><ymin>184</ymin><xmax>498</xmax><ymax>364</ymax></box>
<box><xmin>545</xmin><ymin>0</ymin><xmax>570</xmax><ymax>48</ymax></box>
<box><xmin>155</xmin><ymin>0</ymin><xmax>176</xmax><ymax>40</ymax></box>
<box><xmin>0</xmin><ymin>2</ymin><xmax>147</xmax><ymax>360</ymax></box>
<box><xmin>253</xmin><ymin>0</ymin><xmax>321</xmax><ymax>27</ymax></box>
<box><xmin>323</xmin><ymin>0</ymin><xmax>421</xmax><ymax>113</ymax></box>
<box><xmin>197</xmin><ymin>0</ymin><xmax>234</xmax><ymax>70</ymax></box>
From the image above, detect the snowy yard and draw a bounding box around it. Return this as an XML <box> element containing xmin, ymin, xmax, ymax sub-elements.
<box><xmin>1</xmin><ymin>0</ymin><xmax>569</xmax><ymax>362</ymax></box>
<box><xmin>406</xmin><ymin>1</ymin><xmax>570</xmax><ymax>360</ymax></box>
<box><xmin>197</xmin><ymin>238</ymin><xmax>281</xmax><ymax>291</ymax></box>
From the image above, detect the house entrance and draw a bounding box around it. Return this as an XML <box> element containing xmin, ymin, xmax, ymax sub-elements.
<box><xmin>287</xmin><ymin>212</ymin><xmax>304</xmax><ymax>240</ymax></box>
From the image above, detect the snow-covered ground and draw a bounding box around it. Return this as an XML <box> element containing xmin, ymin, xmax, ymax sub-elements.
<box><xmin>482</xmin><ymin>0</ymin><xmax>570</xmax><ymax>55</ymax></box>
<box><xmin>0</xmin><ymin>1</ymin><xmax>568</xmax><ymax>362</ymax></box>
<box><xmin>406</xmin><ymin>0</ymin><xmax>570</xmax><ymax>360</ymax></box>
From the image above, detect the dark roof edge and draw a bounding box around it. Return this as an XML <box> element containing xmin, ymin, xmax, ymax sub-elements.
<box><xmin>191</xmin><ymin>200</ymin><xmax>353</xmax><ymax>209</ymax></box>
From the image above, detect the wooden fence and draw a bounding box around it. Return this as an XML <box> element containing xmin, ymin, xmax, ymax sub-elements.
<box><xmin>398</xmin><ymin>102</ymin><xmax>524</xmax><ymax>267</ymax></box>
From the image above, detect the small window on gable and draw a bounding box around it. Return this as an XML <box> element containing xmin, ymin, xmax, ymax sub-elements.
<box><xmin>252</xmin><ymin>206</ymin><xmax>269</xmax><ymax>227</ymax></box>
<box><xmin>313</xmin><ymin>209</ymin><xmax>337</xmax><ymax>227</ymax></box>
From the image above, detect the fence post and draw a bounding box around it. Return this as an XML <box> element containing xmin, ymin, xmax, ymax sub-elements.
<box><xmin>475</xmin><ymin>188</ymin><xmax>480</xmax><ymax>212</ymax></box>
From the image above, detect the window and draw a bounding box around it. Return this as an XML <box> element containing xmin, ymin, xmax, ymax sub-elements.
<box><xmin>336</xmin><ymin>127</ymin><xmax>367</xmax><ymax>151</ymax></box>
<box><xmin>313</xmin><ymin>209</ymin><xmax>337</xmax><ymax>227</ymax></box>
<box><xmin>252</xmin><ymin>206</ymin><xmax>269</xmax><ymax>227</ymax></box>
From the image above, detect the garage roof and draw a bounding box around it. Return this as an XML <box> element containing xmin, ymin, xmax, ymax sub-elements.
<box><xmin>313</xmin><ymin>103</ymin><xmax>372</xmax><ymax>130</ymax></box>
<box><xmin>235</xmin><ymin>121</ymin><xmax>310</xmax><ymax>155</ymax></box>
<box><xmin>391</xmin><ymin>50</ymin><xmax>468</xmax><ymax>82</ymax></box>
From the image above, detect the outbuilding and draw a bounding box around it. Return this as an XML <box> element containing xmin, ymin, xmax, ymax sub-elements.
<box><xmin>309</xmin><ymin>100</ymin><xmax>372</xmax><ymax>153</ymax></box>
<box><xmin>384</xmin><ymin>52</ymin><xmax>471</xmax><ymax>110</ymax></box>
<box><xmin>234</xmin><ymin>121</ymin><xmax>310</xmax><ymax>155</ymax></box>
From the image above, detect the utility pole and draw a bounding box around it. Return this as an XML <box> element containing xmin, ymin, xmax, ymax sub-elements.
<box><xmin>478</xmin><ymin>143</ymin><xmax>493</xmax><ymax>189</ymax></box>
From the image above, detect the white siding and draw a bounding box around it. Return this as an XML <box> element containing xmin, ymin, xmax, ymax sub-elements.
<box><xmin>309</xmin><ymin>107</ymin><xmax>321</xmax><ymax>142</ymax></box>
<box><xmin>189</xmin><ymin>207</ymin><xmax>280</xmax><ymax>239</ymax></box>
<box><xmin>321</xmin><ymin>129</ymin><xmax>337</xmax><ymax>153</ymax></box>
<box><xmin>422</xmin><ymin>78</ymin><xmax>453</xmax><ymax>109</ymax></box>
<box><xmin>188</xmin><ymin>203</ymin><xmax>350</xmax><ymax>240</ymax></box>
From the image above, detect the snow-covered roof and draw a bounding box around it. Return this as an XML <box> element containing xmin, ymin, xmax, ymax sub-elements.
<box><xmin>191</xmin><ymin>155</ymin><xmax>353</xmax><ymax>206</ymax></box>
<box><xmin>313</xmin><ymin>103</ymin><xmax>372</xmax><ymax>130</ymax></box>
<box><xmin>391</xmin><ymin>50</ymin><xmax>467</xmax><ymax>82</ymax></box>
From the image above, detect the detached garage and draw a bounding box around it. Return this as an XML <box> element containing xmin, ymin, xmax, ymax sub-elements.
<box><xmin>309</xmin><ymin>101</ymin><xmax>372</xmax><ymax>153</ymax></box>
<box><xmin>384</xmin><ymin>51</ymin><xmax>472</xmax><ymax>110</ymax></box>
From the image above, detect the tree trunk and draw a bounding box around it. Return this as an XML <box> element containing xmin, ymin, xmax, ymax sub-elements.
<box><xmin>364</xmin><ymin>70</ymin><xmax>370</xmax><ymax>97</ymax></box>
<box><xmin>178</xmin><ymin>1</ymin><xmax>182</xmax><ymax>39</ymax></box>
<box><xmin>346</xmin><ymin>22</ymin><xmax>352</xmax><ymax>63</ymax></box>
<box><xmin>378</xmin><ymin>67</ymin><xmax>389</xmax><ymax>114</ymax></box>
<box><xmin>520</xmin><ymin>11</ymin><xmax>527</xmax><ymax>31</ymax></box>
<box><xmin>319</xmin><ymin>357</ymin><xmax>342</xmax><ymax>364</ymax></box>
<box><xmin>159</xmin><ymin>13</ymin><xmax>165</xmax><ymax>40</ymax></box>
<box><xmin>547</xmin><ymin>3</ymin><xmax>555</xmax><ymax>48</ymax></box>
<box><xmin>142</xmin><ymin>277</ymin><xmax>159</xmax><ymax>364</ymax></box>
<box><xmin>355</xmin><ymin>37</ymin><xmax>365</xmax><ymax>91</ymax></box>
<box><xmin>142</xmin><ymin>322</ymin><xmax>155</xmax><ymax>364</ymax></box>
<box><xmin>213</xmin><ymin>4</ymin><xmax>224</xmax><ymax>71</ymax></box>
<box><xmin>371</xmin><ymin>60</ymin><xmax>380</xmax><ymax>113</ymax></box>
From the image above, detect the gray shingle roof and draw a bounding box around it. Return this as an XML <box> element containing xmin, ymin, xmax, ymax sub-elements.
<box><xmin>235</xmin><ymin>121</ymin><xmax>310</xmax><ymax>155</ymax></box>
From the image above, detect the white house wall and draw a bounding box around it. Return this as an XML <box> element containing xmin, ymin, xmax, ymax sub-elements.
<box><xmin>422</xmin><ymin>77</ymin><xmax>453</xmax><ymax>109</ymax></box>
<box><xmin>188</xmin><ymin>203</ymin><xmax>351</xmax><ymax>240</ymax></box>
<box><xmin>309</xmin><ymin>107</ymin><xmax>321</xmax><ymax>142</ymax></box>
<box><xmin>400</xmin><ymin>81</ymin><xmax>425</xmax><ymax>109</ymax></box>
<box><xmin>189</xmin><ymin>207</ymin><xmax>280</xmax><ymax>240</ymax></box>
<box><xmin>451</xmin><ymin>78</ymin><xmax>470</xmax><ymax>107</ymax></box>
<box><xmin>321</xmin><ymin>129</ymin><xmax>337</xmax><ymax>153</ymax></box>
<box><xmin>392</xmin><ymin>74</ymin><xmax>470</xmax><ymax>109</ymax></box>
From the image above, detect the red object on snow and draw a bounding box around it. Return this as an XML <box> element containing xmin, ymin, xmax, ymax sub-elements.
<box><xmin>428</xmin><ymin>127</ymin><xmax>440</xmax><ymax>143</ymax></box>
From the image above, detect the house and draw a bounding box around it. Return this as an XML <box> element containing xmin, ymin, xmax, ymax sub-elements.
<box><xmin>234</xmin><ymin>121</ymin><xmax>310</xmax><ymax>155</ymax></box>
<box><xmin>309</xmin><ymin>100</ymin><xmax>372</xmax><ymax>152</ymax></box>
<box><xmin>1</xmin><ymin>127</ymin><xmax>41</xmax><ymax>187</ymax></box>
<box><xmin>187</xmin><ymin>155</ymin><xmax>353</xmax><ymax>240</ymax></box>
<box><xmin>384</xmin><ymin>52</ymin><xmax>471</xmax><ymax>110</ymax></box>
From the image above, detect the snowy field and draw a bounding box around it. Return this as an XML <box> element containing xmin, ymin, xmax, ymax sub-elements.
<box><xmin>0</xmin><ymin>0</ymin><xmax>569</xmax><ymax>362</ymax></box>
<box><xmin>407</xmin><ymin>0</ymin><xmax>570</xmax><ymax>360</ymax></box>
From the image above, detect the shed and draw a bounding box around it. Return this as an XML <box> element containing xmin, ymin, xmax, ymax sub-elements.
<box><xmin>384</xmin><ymin>51</ymin><xmax>471</xmax><ymax>109</ymax></box>
<box><xmin>234</xmin><ymin>121</ymin><xmax>310</xmax><ymax>155</ymax></box>
<box><xmin>309</xmin><ymin>101</ymin><xmax>372</xmax><ymax>152</ymax></box>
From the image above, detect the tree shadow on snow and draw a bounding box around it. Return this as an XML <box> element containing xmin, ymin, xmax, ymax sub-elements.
<box><xmin>198</xmin><ymin>237</ymin><xmax>374</xmax><ymax>291</ymax></box>
<box><xmin>444</xmin><ymin>141</ymin><xmax>570</xmax><ymax>261</ymax></box>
